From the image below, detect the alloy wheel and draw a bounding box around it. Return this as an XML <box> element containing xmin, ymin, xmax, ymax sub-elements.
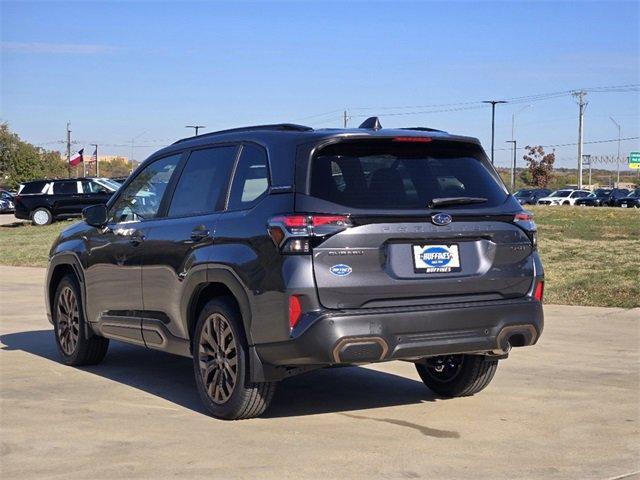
<box><xmin>33</xmin><ymin>209</ymin><xmax>50</xmax><ymax>225</ymax></box>
<box><xmin>57</xmin><ymin>286</ymin><xmax>80</xmax><ymax>355</ymax></box>
<box><xmin>198</xmin><ymin>313</ymin><xmax>238</xmax><ymax>404</ymax></box>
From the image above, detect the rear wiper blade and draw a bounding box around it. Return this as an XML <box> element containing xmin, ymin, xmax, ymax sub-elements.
<box><xmin>429</xmin><ymin>197</ymin><xmax>488</xmax><ymax>208</ymax></box>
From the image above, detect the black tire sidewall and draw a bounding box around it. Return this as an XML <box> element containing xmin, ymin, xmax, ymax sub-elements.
<box><xmin>416</xmin><ymin>354</ymin><xmax>497</xmax><ymax>397</ymax></box>
<box><xmin>192</xmin><ymin>298</ymin><xmax>250</xmax><ymax>419</ymax></box>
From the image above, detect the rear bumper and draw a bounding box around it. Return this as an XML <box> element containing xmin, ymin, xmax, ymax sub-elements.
<box><xmin>256</xmin><ymin>298</ymin><xmax>543</xmax><ymax>366</ymax></box>
<box><xmin>14</xmin><ymin>203</ymin><xmax>30</xmax><ymax>219</ymax></box>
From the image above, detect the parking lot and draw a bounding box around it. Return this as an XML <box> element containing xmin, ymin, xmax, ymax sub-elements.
<box><xmin>0</xmin><ymin>265</ymin><xmax>638</xmax><ymax>479</ymax></box>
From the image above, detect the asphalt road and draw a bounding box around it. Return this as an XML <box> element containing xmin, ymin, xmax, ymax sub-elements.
<box><xmin>1</xmin><ymin>266</ymin><xmax>638</xmax><ymax>480</ymax></box>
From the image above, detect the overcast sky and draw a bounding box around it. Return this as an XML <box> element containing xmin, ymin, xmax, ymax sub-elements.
<box><xmin>1</xmin><ymin>1</ymin><xmax>638</xmax><ymax>169</ymax></box>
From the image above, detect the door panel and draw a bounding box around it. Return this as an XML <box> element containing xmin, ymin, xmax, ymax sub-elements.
<box><xmin>84</xmin><ymin>153</ymin><xmax>183</xmax><ymax>333</ymax></box>
<box><xmin>139</xmin><ymin>215</ymin><xmax>217</xmax><ymax>341</ymax></box>
<box><xmin>84</xmin><ymin>224</ymin><xmax>144</xmax><ymax>325</ymax></box>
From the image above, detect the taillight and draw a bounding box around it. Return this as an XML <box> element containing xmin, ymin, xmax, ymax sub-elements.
<box><xmin>514</xmin><ymin>211</ymin><xmax>537</xmax><ymax>249</ymax></box>
<box><xmin>533</xmin><ymin>281</ymin><xmax>544</xmax><ymax>302</ymax></box>
<box><xmin>268</xmin><ymin>214</ymin><xmax>351</xmax><ymax>254</ymax></box>
<box><xmin>288</xmin><ymin>295</ymin><xmax>303</xmax><ymax>329</ymax></box>
<box><xmin>514</xmin><ymin>212</ymin><xmax>533</xmax><ymax>221</ymax></box>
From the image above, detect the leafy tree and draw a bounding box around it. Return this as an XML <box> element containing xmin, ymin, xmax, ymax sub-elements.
<box><xmin>0</xmin><ymin>123</ymin><xmax>67</xmax><ymax>189</ymax></box>
<box><xmin>97</xmin><ymin>156</ymin><xmax>133</xmax><ymax>178</ymax></box>
<box><xmin>522</xmin><ymin>145</ymin><xmax>555</xmax><ymax>188</ymax></box>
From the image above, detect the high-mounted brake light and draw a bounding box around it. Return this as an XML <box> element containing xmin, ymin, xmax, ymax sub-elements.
<box><xmin>392</xmin><ymin>136</ymin><xmax>433</xmax><ymax>143</ymax></box>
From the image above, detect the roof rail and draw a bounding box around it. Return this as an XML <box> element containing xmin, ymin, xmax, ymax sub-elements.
<box><xmin>173</xmin><ymin>123</ymin><xmax>313</xmax><ymax>144</ymax></box>
<box><xmin>401</xmin><ymin>127</ymin><xmax>447</xmax><ymax>133</ymax></box>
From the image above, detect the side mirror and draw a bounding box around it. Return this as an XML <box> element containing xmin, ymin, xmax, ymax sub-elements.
<box><xmin>83</xmin><ymin>204</ymin><xmax>108</xmax><ymax>227</ymax></box>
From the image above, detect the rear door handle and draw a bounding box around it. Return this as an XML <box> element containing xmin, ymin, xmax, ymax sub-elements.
<box><xmin>190</xmin><ymin>225</ymin><xmax>210</xmax><ymax>242</ymax></box>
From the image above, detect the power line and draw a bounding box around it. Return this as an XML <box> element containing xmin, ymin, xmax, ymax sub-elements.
<box><xmin>494</xmin><ymin>135</ymin><xmax>639</xmax><ymax>151</ymax></box>
<box><xmin>325</xmin><ymin>83</ymin><xmax>639</xmax><ymax>119</ymax></box>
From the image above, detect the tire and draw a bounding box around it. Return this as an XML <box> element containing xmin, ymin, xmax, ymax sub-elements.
<box><xmin>32</xmin><ymin>207</ymin><xmax>53</xmax><ymax>226</ymax></box>
<box><xmin>415</xmin><ymin>354</ymin><xmax>498</xmax><ymax>398</ymax></box>
<box><xmin>53</xmin><ymin>274</ymin><xmax>109</xmax><ymax>366</ymax></box>
<box><xmin>192</xmin><ymin>298</ymin><xmax>277</xmax><ymax>420</ymax></box>
<box><xmin>563</xmin><ymin>201</ymin><xmax>570</xmax><ymax>206</ymax></box>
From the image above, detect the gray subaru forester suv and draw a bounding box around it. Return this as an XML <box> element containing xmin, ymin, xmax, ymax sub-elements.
<box><xmin>45</xmin><ymin>118</ymin><xmax>544</xmax><ymax>419</ymax></box>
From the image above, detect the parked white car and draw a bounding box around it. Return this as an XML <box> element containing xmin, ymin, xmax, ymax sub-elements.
<box><xmin>537</xmin><ymin>189</ymin><xmax>591</xmax><ymax>206</ymax></box>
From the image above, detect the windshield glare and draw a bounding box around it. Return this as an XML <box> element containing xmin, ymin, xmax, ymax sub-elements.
<box><xmin>550</xmin><ymin>190</ymin><xmax>571</xmax><ymax>198</ymax></box>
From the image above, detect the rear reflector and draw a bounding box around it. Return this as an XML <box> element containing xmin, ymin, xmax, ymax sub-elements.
<box><xmin>533</xmin><ymin>281</ymin><xmax>544</xmax><ymax>302</ymax></box>
<box><xmin>289</xmin><ymin>295</ymin><xmax>303</xmax><ymax>329</ymax></box>
<box><xmin>392</xmin><ymin>136</ymin><xmax>432</xmax><ymax>143</ymax></box>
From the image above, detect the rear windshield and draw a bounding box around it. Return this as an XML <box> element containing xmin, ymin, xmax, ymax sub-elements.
<box><xmin>309</xmin><ymin>139</ymin><xmax>507</xmax><ymax>210</ymax></box>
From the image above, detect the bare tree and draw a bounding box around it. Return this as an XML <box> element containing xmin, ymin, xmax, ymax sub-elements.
<box><xmin>523</xmin><ymin>145</ymin><xmax>555</xmax><ymax>188</ymax></box>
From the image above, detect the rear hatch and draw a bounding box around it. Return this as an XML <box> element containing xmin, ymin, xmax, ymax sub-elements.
<box><xmin>296</xmin><ymin>137</ymin><xmax>535</xmax><ymax>309</ymax></box>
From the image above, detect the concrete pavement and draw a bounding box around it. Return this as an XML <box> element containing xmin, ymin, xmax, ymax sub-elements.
<box><xmin>0</xmin><ymin>265</ymin><xmax>638</xmax><ymax>479</ymax></box>
<box><xmin>0</xmin><ymin>213</ymin><xmax>21</xmax><ymax>226</ymax></box>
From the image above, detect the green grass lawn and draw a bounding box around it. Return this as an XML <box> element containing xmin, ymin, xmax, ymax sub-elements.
<box><xmin>0</xmin><ymin>217</ymin><xmax>75</xmax><ymax>268</ymax></box>
<box><xmin>528</xmin><ymin>206</ymin><xmax>639</xmax><ymax>308</ymax></box>
<box><xmin>0</xmin><ymin>207</ymin><xmax>638</xmax><ymax>307</ymax></box>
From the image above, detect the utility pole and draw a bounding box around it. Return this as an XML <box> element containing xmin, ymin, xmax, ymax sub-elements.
<box><xmin>66</xmin><ymin>122</ymin><xmax>71</xmax><ymax>178</ymax></box>
<box><xmin>583</xmin><ymin>154</ymin><xmax>592</xmax><ymax>188</ymax></box>
<box><xmin>572</xmin><ymin>90</ymin><xmax>588</xmax><ymax>189</ymax></box>
<box><xmin>91</xmin><ymin>144</ymin><xmax>99</xmax><ymax>177</ymax></box>
<box><xmin>186</xmin><ymin>125</ymin><xmax>205</xmax><ymax>136</ymax></box>
<box><xmin>482</xmin><ymin>100</ymin><xmax>508</xmax><ymax>164</ymax></box>
<box><xmin>343</xmin><ymin>110</ymin><xmax>349</xmax><ymax>128</ymax></box>
<box><xmin>609</xmin><ymin>116</ymin><xmax>621</xmax><ymax>187</ymax></box>
<box><xmin>506</xmin><ymin>140</ymin><xmax>517</xmax><ymax>191</ymax></box>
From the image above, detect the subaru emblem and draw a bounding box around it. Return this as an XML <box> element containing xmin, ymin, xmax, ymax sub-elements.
<box><xmin>431</xmin><ymin>213</ymin><xmax>452</xmax><ymax>226</ymax></box>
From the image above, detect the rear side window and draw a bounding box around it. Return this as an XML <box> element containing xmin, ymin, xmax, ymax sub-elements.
<box><xmin>168</xmin><ymin>145</ymin><xmax>237</xmax><ymax>217</ymax></box>
<box><xmin>309</xmin><ymin>139</ymin><xmax>507</xmax><ymax>210</ymax></box>
<box><xmin>227</xmin><ymin>144</ymin><xmax>269</xmax><ymax>210</ymax></box>
<box><xmin>81</xmin><ymin>180</ymin><xmax>109</xmax><ymax>194</ymax></box>
<box><xmin>53</xmin><ymin>181</ymin><xmax>78</xmax><ymax>195</ymax></box>
<box><xmin>20</xmin><ymin>181</ymin><xmax>47</xmax><ymax>194</ymax></box>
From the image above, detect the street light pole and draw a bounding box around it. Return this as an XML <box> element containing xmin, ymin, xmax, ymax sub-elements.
<box><xmin>483</xmin><ymin>100</ymin><xmax>508</xmax><ymax>164</ymax></box>
<box><xmin>609</xmin><ymin>116</ymin><xmax>621</xmax><ymax>187</ymax></box>
<box><xmin>186</xmin><ymin>125</ymin><xmax>206</xmax><ymax>136</ymax></box>
<box><xmin>506</xmin><ymin>140</ymin><xmax>517</xmax><ymax>191</ymax></box>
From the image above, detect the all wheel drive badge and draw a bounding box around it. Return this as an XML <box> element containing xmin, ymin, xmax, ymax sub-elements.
<box><xmin>431</xmin><ymin>213</ymin><xmax>452</xmax><ymax>226</ymax></box>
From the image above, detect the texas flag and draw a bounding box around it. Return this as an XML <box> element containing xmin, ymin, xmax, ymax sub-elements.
<box><xmin>69</xmin><ymin>149</ymin><xmax>84</xmax><ymax>166</ymax></box>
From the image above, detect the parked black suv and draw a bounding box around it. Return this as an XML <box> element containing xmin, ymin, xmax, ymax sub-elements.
<box><xmin>574</xmin><ymin>188</ymin><xmax>630</xmax><ymax>207</ymax></box>
<box><xmin>615</xmin><ymin>188</ymin><xmax>640</xmax><ymax>208</ymax></box>
<box><xmin>45</xmin><ymin>120</ymin><xmax>544</xmax><ymax>419</ymax></box>
<box><xmin>513</xmin><ymin>188</ymin><xmax>551</xmax><ymax>205</ymax></box>
<box><xmin>14</xmin><ymin>177</ymin><xmax>120</xmax><ymax>225</ymax></box>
